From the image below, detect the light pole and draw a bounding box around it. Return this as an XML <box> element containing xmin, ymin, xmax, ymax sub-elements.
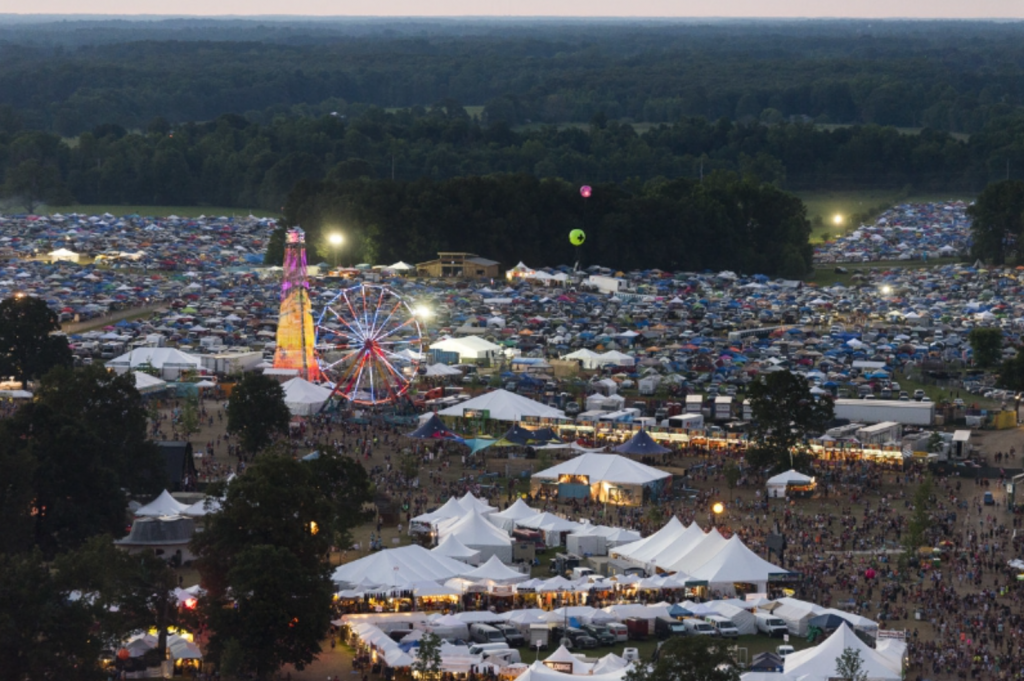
<box><xmin>328</xmin><ymin>232</ymin><xmax>344</xmax><ymax>269</ymax></box>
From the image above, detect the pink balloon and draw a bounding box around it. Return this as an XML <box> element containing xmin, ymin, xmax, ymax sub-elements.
<box><xmin>580</xmin><ymin>185</ymin><xmax>592</xmax><ymax>198</ymax></box>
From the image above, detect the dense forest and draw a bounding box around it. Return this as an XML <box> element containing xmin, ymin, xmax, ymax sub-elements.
<box><xmin>277</xmin><ymin>173</ymin><xmax>814</xmax><ymax>276</ymax></box>
<box><xmin>5</xmin><ymin>108</ymin><xmax>1024</xmax><ymax>212</ymax></box>
<box><xmin>1</xmin><ymin>20</ymin><xmax>1024</xmax><ymax>135</ymax></box>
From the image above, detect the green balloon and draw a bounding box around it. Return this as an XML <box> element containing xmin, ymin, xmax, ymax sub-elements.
<box><xmin>569</xmin><ymin>229</ymin><xmax>586</xmax><ymax>246</ymax></box>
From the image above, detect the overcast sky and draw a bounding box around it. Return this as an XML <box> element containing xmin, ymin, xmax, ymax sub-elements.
<box><xmin>8</xmin><ymin>1</ymin><xmax>1024</xmax><ymax>18</ymax></box>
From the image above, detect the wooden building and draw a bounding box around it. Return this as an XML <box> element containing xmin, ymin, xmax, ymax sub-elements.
<box><xmin>416</xmin><ymin>252</ymin><xmax>500</xmax><ymax>279</ymax></box>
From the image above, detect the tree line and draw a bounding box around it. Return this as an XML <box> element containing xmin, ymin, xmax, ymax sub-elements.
<box><xmin>3</xmin><ymin>20</ymin><xmax>1024</xmax><ymax>136</ymax></box>
<box><xmin>6</xmin><ymin>106</ymin><xmax>1024</xmax><ymax>212</ymax></box>
<box><xmin>277</xmin><ymin>171</ymin><xmax>814</xmax><ymax>277</ymax></box>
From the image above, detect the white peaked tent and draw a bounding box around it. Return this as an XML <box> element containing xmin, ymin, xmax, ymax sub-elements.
<box><xmin>662</xmin><ymin>527</ymin><xmax>728</xmax><ymax>574</ymax></box>
<box><xmin>431</xmin><ymin>535</ymin><xmax>482</xmax><ymax>565</ymax></box>
<box><xmin>438</xmin><ymin>389</ymin><xmax>567</xmax><ymax>422</ymax></box>
<box><xmin>516</xmin><ymin>660</ymin><xmax>631</xmax><ymax>681</ymax></box>
<box><xmin>438</xmin><ymin>511</ymin><xmax>513</xmax><ymax>563</ymax></box>
<box><xmin>332</xmin><ymin>544</ymin><xmax>471</xmax><ymax>588</ymax></box>
<box><xmin>684</xmin><ymin>535</ymin><xmax>788</xmax><ymax>595</ymax></box>
<box><xmin>424</xmin><ymin>363</ymin><xmax>463</xmax><ymax>377</ymax></box>
<box><xmin>412</xmin><ymin>497</ymin><xmax>467</xmax><ymax>527</ymax></box>
<box><xmin>458</xmin><ymin>492</ymin><xmax>497</xmax><ymax>515</ymax></box>
<box><xmin>703</xmin><ymin>601</ymin><xmax>757</xmax><ymax>635</ymax></box>
<box><xmin>531</xmin><ymin>454</ymin><xmax>670</xmax><ymax>505</ymax></box>
<box><xmin>595</xmin><ymin>350</ymin><xmax>636</xmax><ymax>367</ymax></box>
<box><xmin>562</xmin><ymin>348</ymin><xmax>603</xmax><ymax>369</ymax></box>
<box><xmin>515</xmin><ymin>512</ymin><xmax>584</xmax><ymax>547</ymax></box>
<box><xmin>783</xmin><ymin>625</ymin><xmax>900</xmax><ymax>681</ymax></box>
<box><xmin>612</xmin><ymin>516</ymin><xmax>688</xmax><ymax>566</ymax></box>
<box><xmin>461</xmin><ymin>555</ymin><xmax>530</xmax><ymax>584</ymax></box>
<box><xmin>182</xmin><ymin>497</ymin><xmax>222</xmax><ymax>517</ymax></box>
<box><xmin>133</xmin><ymin>371</ymin><xmax>168</xmax><ymax>394</ymax></box>
<box><xmin>281</xmin><ymin>377</ymin><xmax>334</xmax><ymax>415</ymax></box>
<box><xmin>489</xmin><ymin>498</ymin><xmax>538</xmax><ymax>531</ymax></box>
<box><xmin>647</xmin><ymin>521</ymin><xmax>708</xmax><ymax>569</ymax></box>
<box><xmin>766</xmin><ymin>469</ymin><xmax>815</xmax><ymax>498</ymax></box>
<box><xmin>135</xmin><ymin>490</ymin><xmax>190</xmax><ymax>517</ymax></box>
<box><xmin>543</xmin><ymin>646</ymin><xmax>594</xmax><ymax>674</ymax></box>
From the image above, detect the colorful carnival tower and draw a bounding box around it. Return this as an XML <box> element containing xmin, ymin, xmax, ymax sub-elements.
<box><xmin>272</xmin><ymin>227</ymin><xmax>321</xmax><ymax>381</ymax></box>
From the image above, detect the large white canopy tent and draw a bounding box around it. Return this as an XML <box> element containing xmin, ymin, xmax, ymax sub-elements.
<box><xmin>437</xmin><ymin>511</ymin><xmax>513</xmax><ymax>563</ymax></box>
<box><xmin>515</xmin><ymin>660</ymin><xmax>631</xmax><ymax>681</ymax></box>
<box><xmin>429</xmin><ymin>336</ymin><xmax>503</xmax><ymax>361</ymax></box>
<box><xmin>431</xmin><ymin>535</ymin><xmax>482</xmax><ymax>565</ymax></box>
<box><xmin>488</xmin><ymin>498</ymin><xmax>538</xmax><ymax>531</ymax></box>
<box><xmin>682</xmin><ymin>535</ymin><xmax>789</xmax><ymax>596</ymax></box>
<box><xmin>132</xmin><ymin>371</ymin><xmax>168</xmax><ymax>394</ymax></box>
<box><xmin>281</xmin><ymin>377</ymin><xmax>334</xmax><ymax>415</ymax></box>
<box><xmin>662</xmin><ymin>527</ymin><xmax>729</xmax><ymax>575</ymax></box>
<box><xmin>438</xmin><ymin>389</ymin><xmax>567</xmax><ymax>422</ymax></box>
<box><xmin>108</xmin><ymin>348</ymin><xmax>203</xmax><ymax>380</ymax></box>
<box><xmin>332</xmin><ymin>544</ymin><xmax>471</xmax><ymax>588</ymax></box>
<box><xmin>531</xmin><ymin>453</ymin><xmax>670</xmax><ymax>506</ymax></box>
<box><xmin>783</xmin><ymin>624</ymin><xmax>900</xmax><ymax>681</ymax></box>
<box><xmin>766</xmin><ymin>469</ymin><xmax>815</xmax><ymax>499</ymax></box>
<box><xmin>135</xmin><ymin>489</ymin><xmax>190</xmax><ymax>517</ymax></box>
<box><xmin>461</xmin><ymin>555</ymin><xmax>530</xmax><ymax>584</ymax></box>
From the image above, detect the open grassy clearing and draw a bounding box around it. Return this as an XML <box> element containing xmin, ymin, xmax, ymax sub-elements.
<box><xmin>808</xmin><ymin>256</ymin><xmax>961</xmax><ymax>287</ymax></box>
<box><xmin>38</xmin><ymin>204</ymin><xmax>279</xmax><ymax>218</ymax></box>
<box><xmin>797</xmin><ymin>190</ymin><xmax>975</xmax><ymax>243</ymax></box>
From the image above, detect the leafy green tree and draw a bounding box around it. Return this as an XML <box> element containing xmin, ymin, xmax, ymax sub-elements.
<box><xmin>968</xmin><ymin>327</ymin><xmax>1003</xmax><ymax>368</ymax></box>
<box><xmin>745</xmin><ymin>370</ymin><xmax>834</xmax><ymax>472</ymax></box>
<box><xmin>0</xmin><ymin>549</ymin><xmax>104</xmax><ymax>681</ymax></box>
<box><xmin>192</xmin><ymin>455</ymin><xmax>345</xmax><ymax>676</ymax></box>
<box><xmin>834</xmin><ymin>647</ymin><xmax>868</xmax><ymax>681</ymax></box>
<box><xmin>227</xmin><ymin>372</ymin><xmax>291</xmax><ymax>455</ymax></box>
<box><xmin>412</xmin><ymin>633</ymin><xmax>444</xmax><ymax>681</ymax></box>
<box><xmin>1</xmin><ymin>159</ymin><xmax>68</xmax><ymax>213</ymax></box>
<box><xmin>997</xmin><ymin>349</ymin><xmax>1024</xmax><ymax>391</ymax></box>
<box><xmin>304</xmin><ymin>448</ymin><xmax>375</xmax><ymax>550</ymax></box>
<box><xmin>54</xmin><ymin>536</ymin><xmax>178</xmax><ymax>660</ymax></box>
<box><xmin>0</xmin><ymin>294</ymin><xmax>73</xmax><ymax>383</ymax></box>
<box><xmin>206</xmin><ymin>544</ymin><xmax>334</xmax><ymax>678</ymax></box>
<box><xmin>4</xmin><ymin>364</ymin><xmax>164</xmax><ymax>557</ymax></box>
<box><xmin>623</xmin><ymin>635</ymin><xmax>740</xmax><ymax>681</ymax></box>
<box><xmin>180</xmin><ymin>394</ymin><xmax>201</xmax><ymax>443</ymax></box>
<box><xmin>969</xmin><ymin>180</ymin><xmax>1024</xmax><ymax>265</ymax></box>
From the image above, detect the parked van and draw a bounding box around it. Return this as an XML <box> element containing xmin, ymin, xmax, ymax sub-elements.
<box><xmin>605</xmin><ymin>623</ymin><xmax>628</xmax><ymax>643</ymax></box>
<box><xmin>470</xmin><ymin>624</ymin><xmax>507</xmax><ymax>645</ymax></box>
<box><xmin>682</xmin><ymin>618</ymin><xmax>716</xmax><ymax>636</ymax></box>
<box><xmin>655</xmin><ymin>617</ymin><xmax>687</xmax><ymax>638</ymax></box>
<box><xmin>704</xmin><ymin>615</ymin><xmax>740</xmax><ymax>638</ymax></box>
<box><xmin>468</xmin><ymin>642</ymin><xmax>511</xmax><ymax>656</ymax></box>
<box><xmin>482</xmin><ymin>649</ymin><xmax>522</xmax><ymax>664</ymax></box>
<box><xmin>755</xmin><ymin>613</ymin><xmax>789</xmax><ymax>638</ymax></box>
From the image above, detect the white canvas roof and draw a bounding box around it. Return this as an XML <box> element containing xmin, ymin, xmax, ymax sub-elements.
<box><xmin>647</xmin><ymin>522</ymin><xmax>708</xmax><ymax>568</ymax></box>
<box><xmin>108</xmin><ymin>347</ymin><xmax>202</xmax><ymax>370</ymax></box>
<box><xmin>518</xmin><ymin>661</ymin><xmax>631</xmax><ymax>681</ymax></box>
<box><xmin>438</xmin><ymin>511</ymin><xmax>512</xmax><ymax>548</ymax></box>
<box><xmin>429</xmin><ymin>336</ymin><xmax>502</xmax><ymax>358</ymax></box>
<box><xmin>281</xmin><ymin>377</ymin><xmax>334</xmax><ymax>416</ymax></box>
<box><xmin>515</xmin><ymin>511</ymin><xmax>583</xmax><ymax>533</ymax></box>
<box><xmin>543</xmin><ymin>646</ymin><xmax>593</xmax><ymax>674</ymax></box>
<box><xmin>133</xmin><ymin>371</ymin><xmax>168</xmax><ymax>393</ymax></box>
<box><xmin>431</xmin><ymin>535</ymin><xmax>482</xmax><ymax>564</ymax></box>
<box><xmin>437</xmin><ymin>389</ymin><xmax>567</xmax><ymax>422</ymax></box>
<box><xmin>135</xmin><ymin>489</ymin><xmax>190</xmax><ymax>517</ymax></box>
<box><xmin>458</xmin><ymin>492</ymin><xmax>496</xmax><ymax>514</ymax></box>
<box><xmin>413</xmin><ymin>497</ymin><xmax>467</xmax><ymax>524</ymax></box>
<box><xmin>182</xmin><ymin>497</ymin><xmax>222</xmax><ymax>517</ymax></box>
<box><xmin>532</xmin><ymin>453</ymin><xmax>670</xmax><ymax>486</ymax></box>
<box><xmin>783</xmin><ymin>624</ymin><xmax>900</xmax><ymax>680</ymax></box>
<box><xmin>332</xmin><ymin>544</ymin><xmax>471</xmax><ymax>588</ymax></box>
<box><xmin>424</xmin><ymin>363</ymin><xmax>463</xmax><ymax>377</ymax></box>
<box><xmin>662</xmin><ymin>527</ymin><xmax>728</xmax><ymax>574</ymax></box>
<box><xmin>766</xmin><ymin>469</ymin><xmax>814</xmax><ymax>486</ymax></box>
<box><xmin>613</xmin><ymin>517</ymin><xmax>688</xmax><ymax>564</ymax></box>
<box><xmin>461</xmin><ymin>555</ymin><xmax>529</xmax><ymax>584</ymax></box>
<box><xmin>490</xmin><ymin>498</ymin><xmax>537</xmax><ymax>521</ymax></box>
<box><xmin>684</xmin><ymin>535</ymin><xmax>787</xmax><ymax>585</ymax></box>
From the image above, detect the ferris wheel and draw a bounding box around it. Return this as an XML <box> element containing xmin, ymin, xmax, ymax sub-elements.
<box><xmin>314</xmin><ymin>283</ymin><xmax>423</xmax><ymax>405</ymax></box>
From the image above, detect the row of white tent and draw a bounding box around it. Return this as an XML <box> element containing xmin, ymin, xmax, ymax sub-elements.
<box><xmin>562</xmin><ymin>348</ymin><xmax>637</xmax><ymax>369</ymax></box>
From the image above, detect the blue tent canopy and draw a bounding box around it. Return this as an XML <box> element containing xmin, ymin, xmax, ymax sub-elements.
<box><xmin>613</xmin><ymin>430</ymin><xmax>671</xmax><ymax>456</ymax></box>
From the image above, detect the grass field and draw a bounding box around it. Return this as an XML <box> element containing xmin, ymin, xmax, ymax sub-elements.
<box><xmin>38</xmin><ymin>204</ymin><xmax>279</xmax><ymax>218</ymax></box>
<box><xmin>796</xmin><ymin>190</ymin><xmax>975</xmax><ymax>243</ymax></box>
<box><xmin>808</xmin><ymin>256</ymin><xmax>960</xmax><ymax>287</ymax></box>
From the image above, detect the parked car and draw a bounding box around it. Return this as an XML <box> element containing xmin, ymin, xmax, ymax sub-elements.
<box><xmin>493</xmin><ymin>623</ymin><xmax>526</xmax><ymax>647</ymax></box>
<box><xmin>580</xmin><ymin>624</ymin><xmax>616</xmax><ymax>646</ymax></box>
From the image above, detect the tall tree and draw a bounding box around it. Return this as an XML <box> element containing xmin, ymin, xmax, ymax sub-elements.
<box><xmin>0</xmin><ymin>549</ymin><xmax>104</xmax><ymax>681</ymax></box>
<box><xmin>968</xmin><ymin>327</ymin><xmax>1003</xmax><ymax>368</ymax></box>
<box><xmin>834</xmin><ymin>647</ymin><xmax>868</xmax><ymax>681</ymax></box>
<box><xmin>227</xmin><ymin>372</ymin><xmax>291</xmax><ymax>455</ymax></box>
<box><xmin>0</xmin><ymin>294</ymin><xmax>73</xmax><ymax>383</ymax></box>
<box><xmin>623</xmin><ymin>635</ymin><xmax>740</xmax><ymax>681</ymax></box>
<box><xmin>5</xmin><ymin>364</ymin><xmax>164</xmax><ymax>557</ymax></box>
<box><xmin>745</xmin><ymin>370</ymin><xmax>834</xmax><ymax>472</ymax></box>
<box><xmin>192</xmin><ymin>455</ymin><xmax>348</xmax><ymax>676</ymax></box>
<box><xmin>969</xmin><ymin>180</ymin><xmax>1024</xmax><ymax>265</ymax></box>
